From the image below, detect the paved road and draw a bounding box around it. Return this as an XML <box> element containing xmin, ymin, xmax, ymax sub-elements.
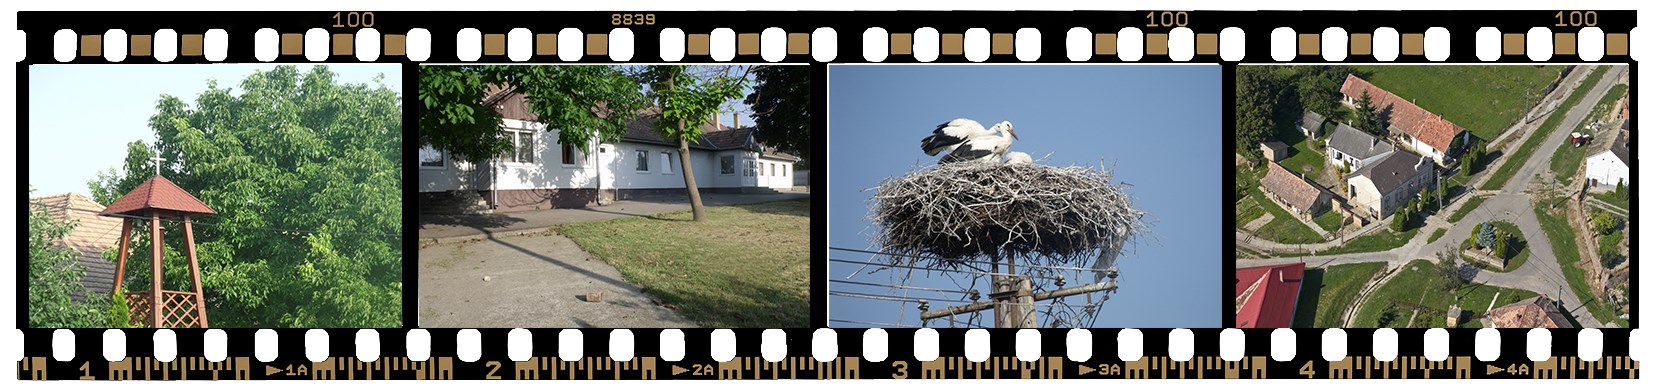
<box><xmin>1241</xmin><ymin>65</ymin><xmax>1625</xmax><ymax>327</ymax></box>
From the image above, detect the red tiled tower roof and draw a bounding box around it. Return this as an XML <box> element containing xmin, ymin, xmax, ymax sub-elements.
<box><xmin>1235</xmin><ymin>262</ymin><xmax>1305</xmax><ymax>328</ymax></box>
<box><xmin>99</xmin><ymin>176</ymin><xmax>217</xmax><ymax>217</ymax></box>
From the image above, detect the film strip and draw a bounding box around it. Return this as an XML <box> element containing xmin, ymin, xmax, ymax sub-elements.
<box><xmin>9</xmin><ymin>7</ymin><xmax>1641</xmax><ymax>382</ymax></box>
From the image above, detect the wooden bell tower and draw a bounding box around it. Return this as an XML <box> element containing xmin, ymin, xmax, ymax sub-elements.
<box><xmin>100</xmin><ymin>175</ymin><xmax>217</xmax><ymax>328</ymax></box>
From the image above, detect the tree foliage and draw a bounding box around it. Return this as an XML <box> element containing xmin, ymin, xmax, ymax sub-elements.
<box><xmin>1476</xmin><ymin>222</ymin><xmax>1497</xmax><ymax>249</ymax></box>
<box><xmin>28</xmin><ymin>189</ymin><xmax>112</xmax><ymax>328</ymax></box>
<box><xmin>1590</xmin><ymin>211</ymin><xmax>1620</xmax><ymax>235</ymax></box>
<box><xmin>1234</xmin><ymin>67</ymin><xmax>1282</xmax><ymax>157</ymax></box>
<box><xmin>744</xmin><ymin>65</ymin><xmax>811</xmax><ymax>162</ymax></box>
<box><xmin>1353</xmin><ymin>91</ymin><xmax>1380</xmax><ymax>135</ymax></box>
<box><xmin>635</xmin><ymin>65</ymin><xmax>751</xmax><ymax>222</ymax></box>
<box><xmin>418</xmin><ymin>65</ymin><xmax>645</xmax><ymax>161</ymax></box>
<box><xmin>107</xmin><ymin>292</ymin><xmax>131</xmax><ymax>328</ymax></box>
<box><xmin>88</xmin><ymin>66</ymin><xmax>402</xmax><ymax>328</ymax></box>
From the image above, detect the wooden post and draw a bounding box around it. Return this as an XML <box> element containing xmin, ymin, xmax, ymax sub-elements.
<box><xmin>149</xmin><ymin>213</ymin><xmax>164</xmax><ymax>328</ymax></box>
<box><xmin>112</xmin><ymin>220</ymin><xmax>132</xmax><ymax>294</ymax></box>
<box><xmin>183</xmin><ymin>216</ymin><xmax>208</xmax><ymax>328</ymax></box>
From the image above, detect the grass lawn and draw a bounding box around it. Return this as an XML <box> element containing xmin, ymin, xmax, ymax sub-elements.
<box><xmin>1485</xmin><ymin>66</ymin><xmax>1609</xmax><ymax>191</ymax></box>
<box><xmin>1292</xmin><ymin>262</ymin><xmax>1386</xmax><ymax>328</ymax></box>
<box><xmin>1426</xmin><ymin>228</ymin><xmax>1446</xmax><ymax>244</ymax></box>
<box><xmin>1591</xmin><ymin>191</ymin><xmax>1630</xmax><ymax>212</ymax></box>
<box><xmin>1458</xmin><ymin>221</ymin><xmax>1530</xmax><ymax>273</ymax></box>
<box><xmin>1548</xmin><ymin>84</ymin><xmax>1628</xmax><ymax>185</ymax></box>
<box><xmin>1285</xmin><ymin>226</ymin><xmax>1419</xmax><ymax>257</ymax></box>
<box><xmin>1352</xmin><ymin>66</ymin><xmax>1563</xmax><ymax>141</ymax></box>
<box><xmin>1313</xmin><ymin>211</ymin><xmax>1344</xmax><ymax>234</ymax></box>
<box><xmin>1236</xmin><ymin>196</ymin><xmax>1266</xmax><ymax>227</ymax></box>
<box><xmin>1235</xmin><ymin>166</ymin><xmax>1268</xmax><ymax>226</ymax></box>
<box><xmin>1352</xmin><ymin>259</ymin><xmax>1542</xmax><ymax>328</ymax></box>
<box><xmin>559</xmin><ymin>199</ymin><xmax>811</xmax><ymax>328</ymax></box>
<box><xmin>1533</xmin><ymin>197</ymin><xmax>1627</xmax><ymax>327</ymax></box>
<box><xmin>1247</xmin><ymin>186</ymin><xmax>1328</xmax><ymax>244</ymax></box>
<box><xmin>1276</xmin><ymin>133</ymin><xmax>1327</xmax><ymax>181</ymax></box>
<box><xmin>1447</xmin><ymin>196</ymin><xmax>1488</xmax><ymax>223</ymax></box>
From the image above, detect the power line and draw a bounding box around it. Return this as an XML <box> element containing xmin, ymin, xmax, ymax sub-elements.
<box><xmin>28</xmin><ymin>201</ymin><xmax>401</xmax><ymax>238</ymax></box>
<box><xmin>830</xmin><ymin>247</ymin><xmax>1113</xmax><ymax>273</ymax></box>
<box><xmin>827</xmin><ymin>319</ymin><xmax>916</xmax><ymax>328</ymax></box>
<box><xmin>828</xmin><ymin>258</ymin><xmax>1062</xmax><ymax>280</ymax></box>
<box><xmin>830</xmin><ymin>279</ymin><xmax>975</xmax><ymax>295</ymax></box>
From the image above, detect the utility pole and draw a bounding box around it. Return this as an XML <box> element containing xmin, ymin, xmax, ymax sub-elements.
<box><xmin>921</xmin><ymin>277</ymin><xmax>1118</xmax><ymax>327</ymax></box>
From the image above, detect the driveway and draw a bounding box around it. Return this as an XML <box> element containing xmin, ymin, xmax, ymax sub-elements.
<box><xmin>419</xmin><ymin>233</ymin><xmax>698</xmax><ymax>328</ymax></box>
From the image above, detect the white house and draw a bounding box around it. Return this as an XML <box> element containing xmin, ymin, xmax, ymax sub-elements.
<box><xmin>1584</xmin><ymin>129</ymin><xmax>1629</xmax><ymax>190</ymax></box>
<box><xmin>1325</xmin><ymin>122</ymin><xmax>1396</xmax><ymax>171</ymax></box>
<box><xmin>1346</xmin><ymin>150</ymin><xmax>1435</xmax><ymax>219</ymax></box>
<box><xmin>1340</xmin><ymin>74</ymin><xmax>1469</xmax><ymax>166</ymax></box>
<box><xmin>419</xmin><ymin>91</ymin><xmax>800</xmax><ymax>212</ymax></box>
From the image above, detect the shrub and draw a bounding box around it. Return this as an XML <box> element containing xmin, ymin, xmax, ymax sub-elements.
<box><xmin>1476</xmin><ymin>222</ymin><xmax>1497</xmax><ymax>249</ymax></box>
<box><xmin>1492</xmin><ymin>231</ymin><xmax>1510</xmax><ymax>259</ymax></box>
<box><xmin>1590</xmin><ymin>211</ymin><xmax>1619</xmax><ymax>235</ymax></box>
<box><xmin>106</xmin><ymin>292</ymin><xmax>130</xmax><ymax>329</ymax></box>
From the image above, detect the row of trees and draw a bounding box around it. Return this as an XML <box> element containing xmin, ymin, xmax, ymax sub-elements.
<box><xmin>419</xmin><ymin>65</ymin><xmax>810</xmax><ymax>221</ymax></box>
<box><xmin>1235</xmin><ymin>66</ymin><xmax>1358</xmax><ymax>158</ymax></box>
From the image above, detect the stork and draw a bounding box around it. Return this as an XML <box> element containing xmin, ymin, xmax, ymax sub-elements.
<box><xmin>921</xmin><ymin>118</ymin><xmax>1004</xmax><ymax>156</ymax></box>
<box><xmin>1004</xmin><ymin>151</ymin><xmax>1033</xmax><ymax>165</ymax></box>
<box><xmin>939</xmin><ymin>124</ymin><xmax>1019</xmax><ymax>164</ymax></box>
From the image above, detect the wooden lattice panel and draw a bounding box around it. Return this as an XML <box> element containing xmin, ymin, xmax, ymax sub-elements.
<box><xmin>163</xmin><ymin>291</ymin><xmax>201</xmax><ymax>328</ymax></box>
<box><xmin>125</xmin><ymin>291</ymin><xmax>151</xmax><ymax>327</ymax></box>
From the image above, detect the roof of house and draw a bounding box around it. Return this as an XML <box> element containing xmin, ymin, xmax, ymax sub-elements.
<box><xmin>1235</xmin><ymin>262</ymin><xmax>1305</xmax><ymax>328</ymax></box>
<box><xmin>1351</xmin><ymin>150</ymin><xmax>1431</xmax><ymax>195</ymax></box>
<box><xmin>1259</xmin><ymin>162</ymin><xmax>1328</xmax><ymax>212</ymax></box>
<box><xmin>492</xmin><ymin>90</ymin><xmax>801</xmax><ymax>161</ymax></box>
<box><xmin>1260</xmin><ymin>140</ymin><xmax>1288</xmax><ymax>152</ymax></box>
<box><xmin>1300</xmin><ymin>110</ymin><xmax>1326</xmax><ymax>129</ymax></box>
<box><xmin>1484</xmin><ymin>296</ymin><xmax>1573</xmax><ymax>328</ymax></box>
<box><xmin>30</xmin><ymin>192</ymin><xmax>121</xmax><ymax>300</ymax></box>
<box><xmin>1341</xmin><ymin>74</ymin><xmax>1465</xmax><ymax>152</ymax></box>
<box><xmin>1590</xmin><ymin>128</ymin><xmax>1630</xmax><ymax>166</ymax></box>
<box><xmin>1326</xmin><ymin>122</ymin><xmax>1397</xmax><ymax>161</ymax></box>
<box><xmin>101</xmin><ymin>175</ymin><xmax>217</xmax><ymax>217</ymax></box>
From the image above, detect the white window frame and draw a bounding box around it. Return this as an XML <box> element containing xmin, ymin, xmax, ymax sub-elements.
<box><xmin>560</xmin><ymin>142</ymin><xmax>586</xmax><ymax>168</ymax></box>
<box><xmin>501</xmin><ymin>128</ymin><xmax>536</xmax><ymax>165</ymax></box>
<box><xmin>720</xmin><ymin>155</ymin><xmax>736</xmax><ymax>175</ymax></box>
<box><xmin>661</xmin><ymin>151</ymin><xmax>673</xmax><ymax>174</ymax></box>
<box><xmin>635</xmin><ymin>149</ymin><xmax>650</xmax><ymax>172</ymax></box>
<box><xmin>418</xmin><ymin>145</ymin><xmax>446</xmax><ymax>170</ymax></box>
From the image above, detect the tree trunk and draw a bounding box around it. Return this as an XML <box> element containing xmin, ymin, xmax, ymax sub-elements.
<box><xmin>678</xmin><ymin>130</ymin><xmax>706</xmax><ymax>222</ymax></box>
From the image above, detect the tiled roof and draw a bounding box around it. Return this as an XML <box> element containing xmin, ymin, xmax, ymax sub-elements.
<box><xmin>1341</xmin><ymin>74</ymin><xmax>1465</xmax><ymax>152</ymax></box>
<box><xmin>30</xmin><ymin>193</ymin><xmax>121</xmax><ymax>300</ymax></box>
<box><xmin>1326</xmin><ymin>122</ymin><xmax>1396</xmax><ymax>161</ymax></box>
<box><xmin>1259</xmin><ymin>162</ymin><xmax>1328</xmax><ymax>213</ymax></box>
<box><xmin>1300</xmin><ymin>110</ymin><xmax>1326</xmax><ymax>129</ymax></box>
<box><xmin>100</xmin><ymin>176</ymin><xmax>217</xmax><ymax>216</ymax></box>
<box><xmin>492</xmin><ymin>90</ymin><xmax>802</xmax><ymax>159</ymax></box>
<box><xmin>1351</xmin><ymin>150</ymin><xmax>1430</xmax><ymax>194</ymax></box>
<box><xmin>1235</xmin><ymin>262</ymin><xmax>1305</xmax><ymax>328</ymax></box>
<box><xmin>1484</xmin><ymin>296</ymin><xmax>1573</xmax><ymax>328</ymax></box>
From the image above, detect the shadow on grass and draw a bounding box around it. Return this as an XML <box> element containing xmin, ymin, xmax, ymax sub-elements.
<box><xmin>730</xmin><ymin>198</ymin><xmax>812</xmax><ymax>218</ymax></box>
<box><xmin>1292</xmin><ymin>268</ymin><xmax>1327</xmax><ymax>328</ymax></box>
<box><xmin>638</xmin><ymin>271</ymin><xmax>811</xmax><ymax>328</ymax></box>
<box><xmin>419</xmin><ymin>213</ymin><xmax>527</xmax><ymax>230</ymax></box>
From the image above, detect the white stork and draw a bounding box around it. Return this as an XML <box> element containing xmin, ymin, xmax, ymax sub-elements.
<box><xmin>939</xmin><ymin>124</ymin><xmax>1019</xmax><ymax>164</ymax></box>
<box><xmin>1004</xmin><ymin>152</ymin><xmax>1033</xmax><ymax>165</ymax></box>
<box><xmin>921</xmin><ymin>118</ymin><xmax>996</xmax><ymax>156</ymax></box>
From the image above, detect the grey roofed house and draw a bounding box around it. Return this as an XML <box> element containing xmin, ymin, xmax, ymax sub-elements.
<box><xmin>1351</xmin><ymin>149</ymin><xmax>1429</xmax><ymax>194</ymax></box>
<box><xmin>1325</xmin><ymin>122</ymin><xmax>1395</xmax><ymax>167</ymax></box>
<box><xmin>1299</xmin><ymin>110</ymin><xmax>1327</xmax><ymax>137</ymax></box>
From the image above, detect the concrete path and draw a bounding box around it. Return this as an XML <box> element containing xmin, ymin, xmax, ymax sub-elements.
<box><xmin>419</xmin><ymin>233</ymin><xmax>698</xmax><ymax>328</ymax></box>
<box><xmin>1239</xmin><ymin>65</ymin><xmax>1625</xmax><ymax>328</ymax></box>
<box><xmin>418</xmin><ymin>192</ymin><xmax>809</xmax><ymax>243</ymax></box>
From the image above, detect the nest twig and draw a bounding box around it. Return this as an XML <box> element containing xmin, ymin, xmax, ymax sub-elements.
<box><xmin>868</xmin><ymin>161</ymin><xmax>1147</xmax><ymax>272</ymax></box>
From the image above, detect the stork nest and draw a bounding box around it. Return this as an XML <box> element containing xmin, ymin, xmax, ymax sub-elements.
<box><xmin>869</xmin><ymin>161</ymin><xmax>1146</xmax><ymax>270</ymax></box>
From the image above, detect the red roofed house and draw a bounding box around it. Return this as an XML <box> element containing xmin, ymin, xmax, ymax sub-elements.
<box><xmin>1258</xmin><ymin>161</ymin><xmax>1332</xmax><ymax>221</ymax></box>
<box><xmin>1481</xmin><ymin>295</ymin><xmax>1574</xmax><ymax>328</ymax></box>
<box><xmin>1235</xmin><ymin>262</ymin><xmax>1305</xmax><ymax>328</ymax></box>
<box><xmin>1340</xmin><ymin>74</ymin><xmax>1469</xmax><ymax>166</ymax></box>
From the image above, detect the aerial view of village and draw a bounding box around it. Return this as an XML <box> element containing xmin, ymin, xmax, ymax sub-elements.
<box><xmin>1234</xmin><ymin>65</ymin><xmax>1630</xmax><ymax>328</ymax></box>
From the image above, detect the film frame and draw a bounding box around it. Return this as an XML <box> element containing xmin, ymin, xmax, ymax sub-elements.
<box><xmin>7</xmin><ymin>4</ymin><xmax>1644</xmax><ymax>382</ymax></box>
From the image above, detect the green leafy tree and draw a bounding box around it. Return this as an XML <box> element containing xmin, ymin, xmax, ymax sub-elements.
<box><xmin>744</xmin><ymin>65</ymin><xmax>811</xmax><ymax>162</ymax></box>
<box><xmin>1437</xmin><ymin>258</ymin><xmax>1464</xmax><ymax>291</ymax></box>
<box><xmin>89</xmin><ymin>66</ymin><xmax>402</xmax><ymax>328</ymax></box>
<box><xmin>418</xmin><ymin>65</ymin><xmax>646</xmax><ymax>161</ymax></box>
<box><xmin>1235</xmin><ymin>67</ymin><xmax>1282</xmax><ymax>158</ymax></box>
<box><xmin>1377</xmin><ymin>304</ymin><xmax>1400</xmax><ymax>327</ymax></box>
<box><xmin>1390</xmin><ymin>207</ymin><xmax>1409</xmax><ymax>231</ymax></box>
<box><xmin>1492</xmin><ymin>230</ymin><xmax>1510</xmax><ymax>259</ymax></box>
<box><xmin>28</xmin><ymin>188</ymin><xmax>110</xmax><ymax>328</ymax></box>
<box><xmin>635</xmin><ymin>65</ymin><xmax>751</xmax><ymax>222</ymax></box>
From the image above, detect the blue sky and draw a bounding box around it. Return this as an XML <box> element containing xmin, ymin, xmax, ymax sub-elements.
<box><xmin>827</xmin><ymin>65</ymin><xmax>1221</xmax><ymax>328</ymax></box>
<box><xmin>27</xmin><ymin>64</ymin><xmax>401</xmax><ymax>197</ymax></box>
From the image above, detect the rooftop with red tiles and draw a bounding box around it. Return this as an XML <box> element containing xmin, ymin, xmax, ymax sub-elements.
<box><xmin>99</xmin><ymin>175</ymin><xmax>217</xmax><ymax>217</ymax></box>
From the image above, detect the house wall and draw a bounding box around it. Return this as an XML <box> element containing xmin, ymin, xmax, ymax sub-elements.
<box><xmin>418</xmin><ymin>153</ymin><xmax>485</xmax><ymax>193</ymax></box>
<box><xmin>1326</xmin><ymin>146</ymin><xmax>1393</xmax><ymax>172</ymax></box>
<box><xmin>1348</xmin><ymin>166</ymin><xmax>1435</xmax><ymax>219</ymax></box>
<box><xmin>1585</xmin><ymin>153</ymin><xmax>1629</xmax><ymax>188</ymax></box>
<box><xmin>1402</xmin><ymin>136</ymin><xmax>1447</xmax><ymax>165</ymax></box>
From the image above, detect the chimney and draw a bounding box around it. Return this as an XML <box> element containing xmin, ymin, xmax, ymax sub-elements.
<box><xmin>733</xmin><ymin>115</ymin><xmax>740</xmax><ymax>128</ymax></box>
<box><xmin>710</xmin><ymin>112</ymin><xmax>721</xmax><ymax>128</ymax></box>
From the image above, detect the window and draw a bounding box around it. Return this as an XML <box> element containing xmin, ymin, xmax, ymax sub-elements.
<box><xmin>501</xmin><ymin>129</ymin><xmax>535</xmax><ymax>164</ymax></box>
<box><xmin>744</xmin><ymin>159</ymin><xmax>755</xmax><ymax>176</ymax></box>
<box><xmin>661</xmin><ymin>152</ymin><xmax>673</xmax><ymax>174</ymax></box>
<box><xmin>561</xmin><ymin>143</ymin><xmax>579</xmax><ymax>165</ymax></box>
<box><xmin>720</xmin><ymin>156</ymin><xmax>735</xmax><ymax>175</ymax></box>
<box><xmin>419</xmin><ymin>145</ymin><xmax>445</xmax><ymax>169</ymax></box>
<box><xmin>783</xmin><ymin>165</ymin><xmax>788</xmax><ymax>176</ymax></box>
<box><xmin>635</xmin><ymin>150</ymin><xmax>650</xmax><ymax>172</ymax></box>
<box><xmin>769</xmin><ymin>163</ymin><xmax>775</xmax><ymax>176</ymax></box>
